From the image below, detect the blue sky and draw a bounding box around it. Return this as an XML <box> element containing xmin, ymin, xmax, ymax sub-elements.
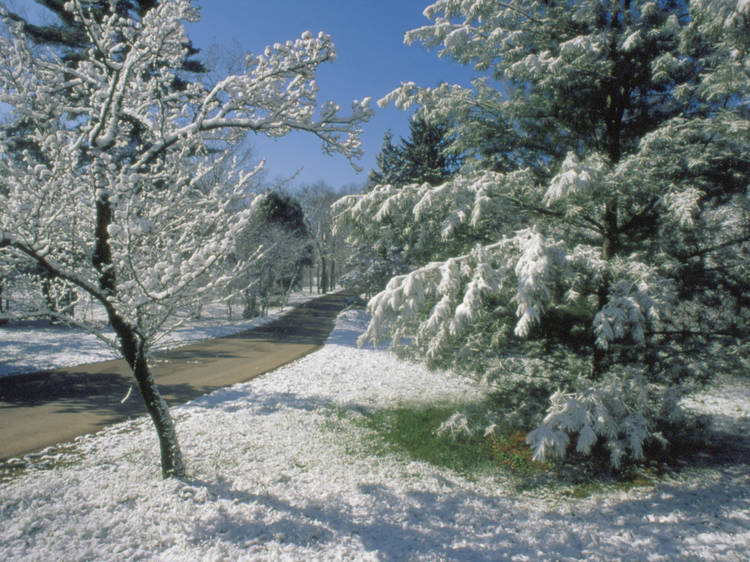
<box><xmin>8</xmin><ymin>0</ymin><xmax>479</xmax><ymax>190</ymax></box>
<box><xmin>185</xmin><ymin>0</ymin><xmax>477</xmax><ymax>190</ymax></box>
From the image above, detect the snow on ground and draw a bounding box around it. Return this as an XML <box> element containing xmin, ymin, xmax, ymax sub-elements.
<box><xmin>1</xmin><ymin>309</ymin><xmax>749</xmax><ymax>560</ymax></box>
<box><xmin>0</xmin><ymin>291</ymin><xmax>317</xmax><ymax>378</ymax></box>
<box><xmin>682</xmin><ymin>375</ymin><xmax>750</xmax><ymax>440</ymax></box>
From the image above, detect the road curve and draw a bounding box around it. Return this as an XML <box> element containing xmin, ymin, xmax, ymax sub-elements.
<box><xmin>0</xmin><ymin>291</ymin><xmax>354</xmax><ymax>461</ymax></box>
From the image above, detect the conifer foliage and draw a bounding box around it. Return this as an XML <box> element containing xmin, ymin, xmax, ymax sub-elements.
<box><xmin>233</xmin><ymin>191</ymin><xmax>314</xmax><ymax>317</ymax></box>
<box><xmin>336</xmin><ymin>0</ymin><xmax>749</xmax><ymax>467</ymax></box>
<box><xmin>342</xmin><ymin>116</ymin><xmax>460</xmax><ymax>294</ymax></box>
<box><xmin>0</xmin><ymin>0</ymin><xmax>371</xmax><ymax>477</ymax></box>
<box><xmin>368</xmin><ymin>116</ymin><xmax>459</xmax><ymax>188</ymax></box>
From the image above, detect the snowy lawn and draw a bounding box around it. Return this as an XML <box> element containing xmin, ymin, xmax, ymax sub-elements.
<box><xmin>0</xmin><ymin>291</ymin><xmax>318</xmax><ymax>378</ymax></box>
<box><xmin>1</xmin><ymin>309</ymin><xmax>749</xmax><ymax>560</ymax></box>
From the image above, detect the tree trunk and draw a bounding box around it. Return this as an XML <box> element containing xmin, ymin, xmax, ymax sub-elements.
<box><xmin>282</xmin><ymin>263</ymin><xmax>300</xmax><ymax>306</ymax></box>
<box><xmin>592</xmin><ymin>200</ymin><xmax>619</xmax><ymax>380</ymax></box>
<box><xmin>111</xmin><ymin>313</ymin><xmax>185</xmax><ymax>478</ymax></box>
<box><xmin>330</xmin><ymin>236</ymin><xmax>337</xmax><ymax>290</ymax></box>
<box><xmin>41</xmin><ymin>274</ymin><xmax>55</xmax><ymax>313</ymax></box>
<box><xmin>105</xmin><ymin>308</ymin><xmax>186</xmax><ymax>478</ymax></box>
<box><xmin>0</xmin><ymin>280</ymin><xmax>6</xmax><ymax>325</ymax></box>
<box><xmin>243</xmin><ymin>289</ymin><xmax>257</xmax><ymax>319</ymax></box>
<box><xmin>92</xmin><ymin>172</ymin><xmax>184</xmax><ymax>478</ymax></box>
<box><xmin>320</xmin><ymin>256</ymin><xmax>328</xmax><ymax>293</ymax></box>
<box><xmin>131</xmin><ymin>346</ymin><xmax>185</xmax><ymax>479</ymax></box>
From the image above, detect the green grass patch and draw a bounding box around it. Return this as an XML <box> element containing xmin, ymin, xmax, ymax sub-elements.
<box><xmin>323</xmin><ymin>400</ymin><xmax>685</xmax><ymax>496</ymax></box>
<box><xmin>338</xmin><ymin>400</ymin><xmax>548</xmax><ymax>479</ymax></box>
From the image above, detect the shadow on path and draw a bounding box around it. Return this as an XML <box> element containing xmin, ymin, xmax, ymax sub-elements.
<box><xmin>0</xmin><ymin>291</ymin><xmax>354</xmax><ymax>460</ymax></box>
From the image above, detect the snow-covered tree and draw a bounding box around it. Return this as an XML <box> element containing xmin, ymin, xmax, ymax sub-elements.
<box><xmin>297</xmin><ymin>181</ymin><xmax>360</xmax><ymax>293</ymax></box>
<box><xmin>336</xmin><ymin>0</ymin><xmax>749</xmax><ymax>468</ymax></box>
<box><xmin>0</xmin><ymin>0</ymin><xmax>371</xmax><ymax>477</ymax></box>
<box><xmin>232</xmin><ymin>190</ymin><xmax>313</xmax><ymax>317</ymax></box>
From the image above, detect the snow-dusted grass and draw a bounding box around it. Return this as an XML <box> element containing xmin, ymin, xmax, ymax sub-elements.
<box><xmin>1</xmin><ymin>309</ymin><xmax>748</xmax><ymax>560</ymax></box>
<box><xmin>0</xmin><ymin>291</ymin><xmax>317</xmax><ymax>378</ymax></box>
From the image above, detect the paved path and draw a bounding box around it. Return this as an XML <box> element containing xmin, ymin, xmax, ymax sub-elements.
<box><xmin>0</xmin><ymin>292</ymin><xmax>353</xmax><ymax>461</ymax></box>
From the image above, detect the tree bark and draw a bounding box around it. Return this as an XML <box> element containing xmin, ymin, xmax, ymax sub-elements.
<box><xmin>0</xmin><ymin>280</ymin><xmax>6</xmax><ymax>324</ymax></box>
<box><xmin>131</xmin><ymin>345</ymin><xmax>185</xmax><ymax>479</ymax></box>
<box><xmin>320</xmin><ymin>256</ymin><xmax>328</xmax><ymax>293</ymax></box>
<box><xmin>243</xmin><ymin>289</ymin><xmax>258</xmax><ymax>319</ymax></box>
<box><xmin>92</xmin><ymin>171</ymin><xmax>185</xmax><ymax>478</ymax></box>
<box><xmin>330</xmin><ymin>236</ymin><xmax>337</xmax><ymax>290</ymax></box>
<box><xmin>109</xmin><ymin>311</ymin><xmax>186</xmax><ymax>478</ymax></box>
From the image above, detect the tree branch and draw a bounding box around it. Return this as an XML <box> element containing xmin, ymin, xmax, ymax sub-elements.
<box><xmin>677</xmin><ymin>234</ymin><xmax>750</xmax><ymax>260</ymax></box>
<box><xmin>1</xmin><ymin>232</ymin><xmax>107</xmax><ymax>305</ymax></box>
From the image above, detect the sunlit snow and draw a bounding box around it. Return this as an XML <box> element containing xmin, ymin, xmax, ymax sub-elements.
<box><xmin>0</xmin><ymin>308</ymin><xmax>748</xmax><ymax>560</ymax></box>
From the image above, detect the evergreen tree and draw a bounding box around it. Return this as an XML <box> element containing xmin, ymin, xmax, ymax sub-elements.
<box><xmin>233</xmin><ymin>191</ymin><xmax>314</xmax><ymax>317</ymax></box>
<box><xmin>347</xmin><ymin>115</ymin><xmax>460</xmax><ymax>294</ymax></box>
<box><xmin>256</xmin><ymin>191</ymin><xmax>311</xmax><ymax>240</ymax></box>
<box><xmin>337</xmin><ymin>0</ymin><xmax>749</xmax><ymax>468</ymax></box>
<box><xmin>368</xmin><ymin>116</ymin><xmax>458</xmax><ymax>187</ymax></box>
<box><xmin>368</xmin><ymin>130</ymin><xmax>407</xmax><ymax>187</ymax></box>
<box><xmin>255</xmin><ymin>191</ymin><xmax>315</xmax><ymax>294</ymax></box>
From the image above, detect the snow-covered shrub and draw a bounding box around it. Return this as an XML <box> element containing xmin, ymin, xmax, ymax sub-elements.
<box><xmin>483</xmin><ymin>357</ymin><xmax>583</xmax><ymax>429</ymax></box>
<box><xmin>436</xmin><ymin>411</ymin><xmax>475</xmax><ymax>439</ymax></box>
<box><xmin>526</xmin><ymin>368</ymin><xmax>684</xmax><ymax>469</ymax></box>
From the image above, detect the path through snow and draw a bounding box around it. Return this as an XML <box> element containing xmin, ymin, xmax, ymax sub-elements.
<box><xmin>0</xmin><ymin>293</ymin><xmax>316</xmax><ymax>378</ymax></box>
<box><xmin>0</xmin><ymin>309</ymin><xmax>748</xmax><ymax>560</ymax></box>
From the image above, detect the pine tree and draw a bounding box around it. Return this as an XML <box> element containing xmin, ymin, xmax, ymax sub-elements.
<box><xmin>368</xmin><ymin>116</ymin><xmax>458</xmax><ymax>187</ymax></box>
<box><xmin>368</xmin><ymin>130</ymin><xmax>407</xmax><ymax>187</ymax></box>
<box><xmin>345</xmin><ymin>116</ymin><xmax>460</xmax><ymax>294</ymax></box>
<box><xmin>337</xmin><ymin>0</ymin><xmax>749</xmax><ymax>468</ymax></box>
<box><xmin>254</xmin><ymin>191</ymin><xmax>314</xmax><ymax>293</ymax></box>
<box><xmin>233</xmin><ymin>191</ymin><xmax>314</xmax><ymax>317</ymax></box>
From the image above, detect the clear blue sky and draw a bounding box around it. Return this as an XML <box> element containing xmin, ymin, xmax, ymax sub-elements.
<box><xmin>9</xmin><ymin>0</ymin><xmax>479</xmax><ymax>190</ymax></box>
<box><xmin>185</xmin><ymin>0</ymin><xmax>478</xmax><ymax>190</ymax></box>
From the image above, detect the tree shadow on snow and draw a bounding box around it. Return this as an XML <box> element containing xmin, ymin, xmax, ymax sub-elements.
<box><xmin>0</xmin><ymin>368</ymin><xmax>224</xmax><ymax>425</ymax></box>
<box><xmin>176</xmin><ymin>462</ymin><xmax>749</xmax><ymax>560</ymax></box>
<box><xmin>171</xmin><ymin>385</ymin><xmax>750</xmax><ymax>560</ymax></box>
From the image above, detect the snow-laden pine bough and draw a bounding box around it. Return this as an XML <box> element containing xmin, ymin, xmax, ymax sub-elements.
<box><xmin>334</xmin><ymin>0</ymin><xmax>750</xmax><ymax>469</ymax></box>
